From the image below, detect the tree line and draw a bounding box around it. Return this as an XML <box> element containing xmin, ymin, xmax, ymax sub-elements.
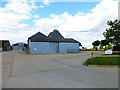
<box><xmin>83</xmin><ymin>19</ymin><xmax>120</xmax><ymax>51</ymax></box>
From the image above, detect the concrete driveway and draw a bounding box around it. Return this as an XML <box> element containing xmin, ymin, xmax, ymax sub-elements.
<box><xmin>2</xmin><ymin>51</ymin><xmax>118</xmax><ymax>88</ymax></box>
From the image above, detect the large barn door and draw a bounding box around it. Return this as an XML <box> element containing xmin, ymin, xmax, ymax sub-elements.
<box><xmin>49</xmin><ymin>43</ymin><xmax>59</xmax><ymax>53</ymax></box>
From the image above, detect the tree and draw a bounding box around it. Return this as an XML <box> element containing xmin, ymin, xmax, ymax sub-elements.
<box><xmin>106</xmin><ymin>44</ymin><xmax>113</xmax><ymax>50</ymax></box>
<box><xmin>99</xmin><ymin>45</ymin><xmax>103</xmax><ymax>49</ymax></box>
<box><xmin>100</xmin><ymin>39</ymin><xmax>110</xmax><ymax>51</ymax></box>
<box><xmin>82</xmin><ymin>47</ymin><xmax>87</xmax><ymax>51</ymax></box>
<box><xmin>100</xmin><ymin>40</ymin><xmax>109</xmax><ymax>46</ymax></box>
<box><xmin>92</xmin><ymin>40</ymin><xmax>100</xmax><ymax>51</ymax></box>
<box><xmin>92</xmin><ymin>40</ymin><xmax>100</xmax><ymax>46</ymax></box>
<box><xmin>103</xmin><ymin>19</ymin><xmax>120</xmax><ymax>46</ymax></box>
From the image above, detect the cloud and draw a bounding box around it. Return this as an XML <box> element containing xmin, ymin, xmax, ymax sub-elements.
<box><xmin>33</xmin><ymin>14</ymin><xmax>40</xmax><ymax>18</ymax></box>
<box><xmin>40</xmin><ymin>5</ymin><xmax>45</xmax><ymax>8</ymax></box>
<box><xmin>39</xmin><ymin>0</ymin><xmax>54</xmax><ymax>8</ymax></box>
<box><xmin>0</xmin><ymin>0</ymin><xmax>38</xmax><ymax>30</ymax></box>
<box><xmin>43</xmin><ymin>0</ymin><xmax>54</xmax><ymax>5</ymax></box>
<box><xmin>34</xmin><ymin>0</ymin><xmax>118</xmax><ymax>48</ymax></box>
<box><xmin>17</xmin><ymin>23</ymin><xmax>29</xmax><ymax>30</ymax></box>
<box><xmin>0</xmin><ymin>30</ymin><xmax>37</xmax><ymax>44</ymax></box>
<box><xmin>0</xmin><ymin>0</ymin><xmax>39</xmax><ymax>44</ymax></box>
<box><xmin>5</xmin><ymin>1</ymin><xmax>32</xmax><ymax>15</ymax></box>
<box><xmin>0</xmin><ymin>0</ymin><xmax>118</xmax><ymax>48</ymax></box>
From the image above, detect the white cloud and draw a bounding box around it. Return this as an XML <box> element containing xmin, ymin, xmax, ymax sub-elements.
<box><xmin>0</xmin><ymin>30</ymin><xmax>37</xmax><ymax>44</ymax></box>
<box><xmin>0</xmin><ymin>11</ymin><xmax>30</xmax><ymax>30</ymax></box>
<box><xmin>5</xmin><ymin>1</ymin><xmax>32</xmax><ymax>15</ymax></box>
<box><xmin>33</xmin><ymin>14</ymin><xmax>40</xmax><ymax>18</ymax></box>
<box><xmin>0</xmin><ymin>0</ymin><xmax>118</xmax><ymax>48</ymax></box>
<box><xmin>43</xmin><ymin>0</ymin><xmax>54</xmax><ymax>5</ymax></box>
<box><xmin>39</xmin><ymin>0</ymin><xmax>54</xmax><ymax>8</ymax></box>
<box><xmin>0</xmin><ymin>0</ymin><xmax>38</xmax><ymax>44</ymax></box>
<box><xmin>34</xmin><ymin>0</ymin><xmax>118</xmax><ymax>48</ymax></box>
<box><xmin>17</xmin><ymin>23</ymin><xmax>29</xmax><ymax>30</ymax></box>
<box><xmin>40</xmin><ymin>5</ymin><xmax>45</xmax><ymax>8</ymax></box>
<box><xmin>0</xmin><ymin>0</ymin><xmax>38</xmax><ymax>30</ymax></box>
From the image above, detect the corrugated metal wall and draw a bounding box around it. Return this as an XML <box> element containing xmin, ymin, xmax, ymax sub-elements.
<box><xmin>12</xmin><ymin>46</ymin><xmax>27</xmax><ymax>51</ymax></box>
<box><xmin>12</xmin><ymin>46</ymin><xmax>19</xmax><ymax>50</ymax></box>
<box><xmin>49</xmin><ymin>42</ymin><xmax>59</xmax><ymax>53</ymax></box>
<box><xmin>59</xmin><ymin>43</ymin><xmax>80</xmax><ymax>53</ymax></box>
<box><xmin>29</xmin><ymin>42</ymin><xmax>80</xmax><ymax>54</ymax></box>
<box><xmin>29</xmin><ymin>42</ymin><xmax>50</xmax><ymax>54</ymax></box>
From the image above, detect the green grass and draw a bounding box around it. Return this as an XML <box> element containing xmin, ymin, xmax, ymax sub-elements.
<box><xmin>103</xmin><ymin>53</ymin><xmax>120</xmax><ymax>55</ymax></box>
<box><xmin>84</xmin><ymin>57</ymin><xmax>120</xmax><ymax>66</ymax></box>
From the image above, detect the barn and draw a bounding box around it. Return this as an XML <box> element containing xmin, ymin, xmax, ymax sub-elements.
<box><xmin>12</xmin><ymin>42</ymin><xmax>28</xmax><ymax>51</ymax></box>
<box><xmin>28</xmin><ymin>30</ymin><xmax>82</xmax><ymax>54</ymax></box>
<box><xmin>0</xmin><ymin>40</ymin><xmax>11</xmax><ymax>51</ymax></box>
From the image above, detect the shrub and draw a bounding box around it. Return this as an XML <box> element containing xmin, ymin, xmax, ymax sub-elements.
<box><xmin>106</xmin><ymin>44</ymin><xmax>113</xmax><ymax>50</ymax></box>
<box><xmin>113</xmin><ymin>45</ymin><xmax>120</xmax><ymax>51</ymax></box>
<box><xmin>99</xmin><ymin>45</ymin><xmax>103</xmax><ymax>49</ymax></box>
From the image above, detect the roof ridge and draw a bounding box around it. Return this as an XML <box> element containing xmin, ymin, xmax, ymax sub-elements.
<box><xmin>48</xmin><ymin>29</ymin><xmax>64</xmax><ymax>38</ymax></box>
<box><xmin>29</xmin><ymin>32</ymin><xmax>47</xmax><ymax>39</ymax></box>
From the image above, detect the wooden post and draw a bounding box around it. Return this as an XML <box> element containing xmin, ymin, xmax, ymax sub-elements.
<box><xmin>108</xmin><ymin>55</ymin><xmax>110</xmax><ymax>64</ymax></box>
<box><xmin>91</xmin><ymin>51</ymin><xmax>94</xmax><ymax>64</ymax></box>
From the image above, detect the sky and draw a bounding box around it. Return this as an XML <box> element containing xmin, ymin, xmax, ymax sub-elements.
<box><xmin>0</xmin><ymin>0</ymin><xmax>118</xmax><ymax>48</ymax></box>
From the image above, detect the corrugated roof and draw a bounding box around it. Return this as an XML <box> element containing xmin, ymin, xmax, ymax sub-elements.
<box><xmin>48</xmin><ymin>29</ymin><xmax>64</xmax><ymax>38</ymax></box>
<box><xmin>29</xmin><ymin>32</ymin><xmax>47</xmax><ymax>39</ymax></box>
<box><xmin>28</xmin><ymin>30</ymin><xmax>82</xmax><ymax>46</ymax></box>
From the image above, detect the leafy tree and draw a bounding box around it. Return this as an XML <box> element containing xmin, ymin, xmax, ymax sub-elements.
<box><xmin>82</xmin><ymin>47</ymin><xmax>87</xmax><ymax>51</ymax></box>
<box><xmin>106</xmin><ymin>44</ymin><xmax>113</xmax><ymax>50</ymax></box>
<box><xmin>99</xmin><ymin>45</ymin><xmax>103</xmax><ymax>49</ymax></box>
<box><xmin>92</xmin><ymin>40</ymin><xmax>100</xmax><ymax>51</ymax></box>
<box><xmin>103</xmin><ymin>19</ymin><xmax>120</xmax><ymax>46</ymax></box>
<box><xmin>100</xmin><ymin>40</ymin><xmax>109</xmax><ymax>46</ymax></box>
<box><xmin>92</xmin><ymin>46</ymin><xmax>98</xmax><ymax>51</ymax></box>
<box><xmin>92</xmin><ymin>40</ymin><xmax>100</xmax><ymax>46</ymax></box>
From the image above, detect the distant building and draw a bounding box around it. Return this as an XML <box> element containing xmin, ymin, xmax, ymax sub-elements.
<box><xmin>0</xmin><ymin>40</ymin><xmax>11</xmax><ymax>51</ymax></box>
<box><xmin>12</xmin><ymin>42</ymin><xmax>28</xmax><ymax>51</ymax></box>
<box><xmin>28</xmin><ymin>29</ymin><xmax>82</xmax><ymax>54</ymax></box>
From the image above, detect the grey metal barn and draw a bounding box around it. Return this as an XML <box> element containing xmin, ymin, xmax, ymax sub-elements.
<box><xmin>28</xmin><ymin>30</ymin><xmax>82</xmax><ymax>54</ymax></box>
<box><xmin>12</xmin><ymin>42</ymin><xmax>28</xmax><ymax>51</ymax></box>
<box><xmin>0</xmin><ymin>40</ymin><xmax>11</xmax><ymax>51</ymax></box>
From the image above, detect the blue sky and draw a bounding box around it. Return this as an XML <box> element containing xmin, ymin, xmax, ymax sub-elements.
<box><xmin>35</xmin><ymin>2</ymin><xmax>99</xmax><ymax>18</ymax></box>
<box><xmin>0</xmin><ymin>0</ymin><xmax>118</xmax><ymax>48</ymax></box>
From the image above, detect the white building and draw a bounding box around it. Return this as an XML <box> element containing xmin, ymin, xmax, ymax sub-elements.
<box><xmin>28</xmin><ymin>30</ymin><xmax>82</xmax><ymax>54</ymax></box>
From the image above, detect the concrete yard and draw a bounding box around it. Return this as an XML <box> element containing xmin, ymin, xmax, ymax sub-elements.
<box><xmin>1</xmin><ymin>51</ymin><xmax>118</xmax><ymax>88</ymax></box>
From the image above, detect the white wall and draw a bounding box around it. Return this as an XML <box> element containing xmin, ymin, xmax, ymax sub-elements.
<box><xmin>59</xmin><ymin>43</ymin><xmax>79</xmax><ymax>53</ymax></box>
<box><xmin>29</xmin><ymin>42</ymin><xmax>50</xmax><ymax>54</ymax></box>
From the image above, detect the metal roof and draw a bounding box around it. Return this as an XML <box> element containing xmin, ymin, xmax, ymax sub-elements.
<box><xmin>48</xmin><ymin>29</ymin><xmax>64</xmax><ymax>38</ymax></box>
<box><xmin>29</xmin><ymin>32</ymin><xmax>47</xmax><ymax>39</ymax></box>
<box><xmin>28</xmin><ymin>30</ymin><xmax>82</xmax><ymax>46</ymax></box>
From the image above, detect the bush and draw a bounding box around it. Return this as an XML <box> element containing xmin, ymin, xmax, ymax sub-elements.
<box><xmin>98</xmin><ymin>49</ymin><xmax>104</xmax><ymax>51</ymax></box>
<box><xmin>99</xmin><ymin>45</ymin><xmax>103</xmax><ymax>49</ymax></box>
<box><xmin>92</xmin><ymin>46</ymin><xmax>98</xmax><ymax>51</ymax></box>
<box><xmin>82</xmin><ymin>47</ymin><xmax>87</xmax><ymax>51</ymax></box>
<box><xmin>106</xmin><ymin>44</ymin><xmax>113</xmax><ymax>50</ymax></box>
<box><xmin>113</xmin><ymin>45</ymin><xmax>120</xmax><ymax>51</ymax></box>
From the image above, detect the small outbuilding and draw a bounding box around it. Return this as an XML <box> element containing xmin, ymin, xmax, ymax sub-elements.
<box><xmin>12</xmin><ymin>42</ymin><xmax>28</xmax><ymax>51</ymax></box>
<box><xmin>0</xmin><ymin>40</ymin><xmax>11</xmax><ymax>51</ymax></box>
<box><xmin>28</xmin><ymin>29</ymin><xmax>82</xmax><ymax>54</ymax></box>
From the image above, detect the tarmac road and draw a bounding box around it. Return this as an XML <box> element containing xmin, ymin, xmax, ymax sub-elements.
<box><xmin>2</xmin><ymin>51</ymin><xmax>118</xmax><ymax>88</ymax></box>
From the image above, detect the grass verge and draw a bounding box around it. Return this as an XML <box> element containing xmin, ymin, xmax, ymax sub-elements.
<box><xmin>103</xmin><ymin>53</ymin><xmax>120</xmax><ymax>55</ymax></box>
<box><xmin>84</xmin><ymin>57</ymin><xmax>120</xmax><ymax>66</ymax></box>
